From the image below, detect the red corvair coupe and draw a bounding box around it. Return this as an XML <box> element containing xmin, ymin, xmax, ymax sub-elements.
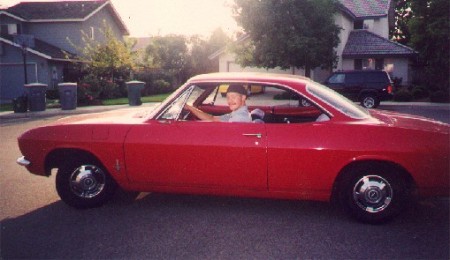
<box><xmin>17</xmin><ymin>73</ymin><xmax>449</xmax><ymax>223</ymax></box>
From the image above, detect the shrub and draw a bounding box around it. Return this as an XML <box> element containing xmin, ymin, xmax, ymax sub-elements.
<box><xmin>411</xmin><ymin>85</ymin><xmax>429</xmax><ymax>100</ymax></box>
<box><xmin>393</xmin><ymin>88</ymin><xmax>413</xmax><ymax>102</ymax></box>
<box><xmin>430</xmin><ymin>90</ymin><xmax>450</xmax><ymax>103</ymax></box>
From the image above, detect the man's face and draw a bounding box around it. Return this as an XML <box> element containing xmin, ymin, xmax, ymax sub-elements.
<box><xmin>226</xmin><ymin>92</ymin><xmax>246</xmax><ymax>111</ymax></box>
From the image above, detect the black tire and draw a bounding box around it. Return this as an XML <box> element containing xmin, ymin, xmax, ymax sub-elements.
<box><xmin>338</xmin><ymin>163</ymin><xmax>411</xmax><ymax>224</ymax></box>
<box><xmin>360</xmin><ymin>94</ymin><xmax>379</xmax><ymax>108</ymax></box>
<box><xmin>56</xmin><ymin>159</ymin><xmax>117</xmax><ymax>209</ymax></box>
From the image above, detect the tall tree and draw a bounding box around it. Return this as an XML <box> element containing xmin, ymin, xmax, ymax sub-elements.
<box><xmin>390</xmin><ymin>0</ymin><xmax>412</xmax><ymax>45</ymax></box>
<box><xmin>145</xmin><ymin>35</ymin><xmax>189</xmax><ymax>84</ymax></box>
<box><xmin>233</xmin><ymin>0</ymin><xmax>341</xmax><ymax>77</ymax></box>
<box><xmin>408</xmin><ymin>0</ymin><xmax>449</xmax><ymax>92</ymax></box>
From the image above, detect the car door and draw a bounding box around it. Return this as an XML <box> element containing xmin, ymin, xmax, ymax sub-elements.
<box><xmin>124</xmin><ymin>120</ymin><xmax>267</xmax><ymax>190</ymax></box>
<box><xmin>265</xmin><ymin>122</ymin><xmax>338</xmax><ymax>199</ymax></box>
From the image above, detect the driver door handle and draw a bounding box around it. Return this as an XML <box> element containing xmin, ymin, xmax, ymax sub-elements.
<box><xmin>242</xmin><ymin>133</ymin><xmax>262</xmax><ymax>139</ymax></box>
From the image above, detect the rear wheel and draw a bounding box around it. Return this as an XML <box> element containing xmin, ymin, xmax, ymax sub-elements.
<box><xmin>56</xmin><ymin>159</ymin><xmax>117</xmax><ymax>209</ymax></box>
<box><xmin>360</xmin><ymin>95</ymin><xmax>380</xmax><ymax>108</ymax></box>
<box><xmin>338</xmin><ymin>164</ymin><xmax>411</xmax><ymax>224</ymax></box>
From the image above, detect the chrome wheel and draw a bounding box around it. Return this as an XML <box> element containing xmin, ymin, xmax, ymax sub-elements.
<box><xmin>362</xmin><ymin>96</ymin><xmax>376</xmax><ymax>108</ymax></box>
<box><xmin>352</xmin><ymin>175</ymin><xmax>393</xmax><ymax>213</ymax></box>
<box><xmin>70</xmin><ymin>165</ymin><xmax>106</xmax><ymax>199</ymax></box>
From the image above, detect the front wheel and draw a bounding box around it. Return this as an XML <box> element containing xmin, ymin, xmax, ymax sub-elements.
<box><xmin>338</xmin><ymin>165</ymin><xmax>411</xmax><ymax>224</ymax></box>
<box><xmin>56</xmin><ymin>160</ymin><xmax>117</xmax><ymax>209</ymax></box>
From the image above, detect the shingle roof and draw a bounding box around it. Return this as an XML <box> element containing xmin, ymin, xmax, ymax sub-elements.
<box><xmin>1</xmin><ymin>34</ymin><xmax>76</xmax><ymax>61</ymax></box>
<box><xmin>338</xmin><ymin>0</ymin><xmax>391</xmax><ymax>18</ymax></box>
<box><xmin>342</xmin><ymin>30</ymin><xmax>417</xmax><ymax>58</ymax></box>
<box><xmin>2</xmin><ymin>1</ymin><xmax>128</xmax><ymax>35</ymax></box>
<box><xmin>6</xmin><ymin>0</ymin><xmax>107</xmax><ymax>20</ymax></box>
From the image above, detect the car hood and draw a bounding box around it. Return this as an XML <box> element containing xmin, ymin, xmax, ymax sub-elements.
<box><xmin>53</xmin><ymin>108</ymin><xmax>151</xmax><ymax>125</ymax></box>
<box><xmin>370</xmin><ymin>109</ymin><xmax>449</xmax><ymax>133</ymax></box>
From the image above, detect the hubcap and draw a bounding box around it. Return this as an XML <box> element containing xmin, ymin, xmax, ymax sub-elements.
<box><xmin>353</xmin><ymin>175</ymin><xmax>393</xmax><ymax>213</ymax></box>
<box><xmin>70</xmin><ymin>165</ymin><xmax>106</xmax><ymax>199</ymax></box>
<box><xmin>363</xmin><ymin>97</ymin><xmax>375</xmax><ymax>108</ymax></box>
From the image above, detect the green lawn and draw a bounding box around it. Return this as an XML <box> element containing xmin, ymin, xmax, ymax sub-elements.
<box><xmin>0</xmin><ymin>93</ymin><xmax>170</xmax><ymax>112</ymax></box>
<box><xmin>101</xmin><ymin>94</ymin><xmax>170</xmax><ymax>105</ymax></box>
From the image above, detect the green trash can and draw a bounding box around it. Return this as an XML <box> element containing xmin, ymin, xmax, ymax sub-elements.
<box><xmin>58</xmin><ymin>83</ymin><xmax>78</xmax><ymax>110</ymax></box>
<box><xmin>126</xmin><ymin>81</ymin><xmax>145</xmax><ymax>106</ymax></box>
<box><xmin>25</xmin><ymin>83</ymin><xmax>47</xmax><ymax>112</ymax></box>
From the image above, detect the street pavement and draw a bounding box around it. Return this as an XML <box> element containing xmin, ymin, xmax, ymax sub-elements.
<box><xmin>1</xmin><ymin>101</ymin><xmax>448</xmax><ymax>259</ymax></box>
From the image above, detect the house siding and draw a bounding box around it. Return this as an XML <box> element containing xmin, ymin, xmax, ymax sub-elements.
<box><xmin>0</xmin><ymin>2</ymin><xmax>127</xmax><ymax>103</ymax></box>
<box><xmin>0</xmin><ymin>43</ymin><xmax>51</xmax><ymax>101</ymax></box>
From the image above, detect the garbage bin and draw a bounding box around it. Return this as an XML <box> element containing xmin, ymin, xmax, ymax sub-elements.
<box><xmin>58</xmin><ymin>82</ymin><xmax>78</xmax><ymax>110</ymax></box>
<box><xmin>12</xmin><ymin>95</ymin><xmax>28</xmax><ymax>113</ymax></box>
<box><xmin>25</xmin><ymin>83</ymin><xmax>47</xmax><ymax>112</ymax></box>
<box><xmin>126</xmin><ymin>81</ymin><xmax>145</xmax><ymax>106</ymax></box>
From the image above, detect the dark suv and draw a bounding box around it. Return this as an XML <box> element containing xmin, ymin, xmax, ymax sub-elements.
<box><xmin>323</xmin><ymin>70</ymin><xmax>393</xmax><ymax>108</ymax></box>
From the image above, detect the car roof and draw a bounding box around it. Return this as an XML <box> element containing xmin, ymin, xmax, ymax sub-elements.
<box><xmin>332</xmin><ymin>70</ymin><xmax>387</xmax><ymax>74</ymax></box>
<box><xmin>188</xmin><ymin>72</ymin><xmax>311</xmax><ymax>85</ymax></box>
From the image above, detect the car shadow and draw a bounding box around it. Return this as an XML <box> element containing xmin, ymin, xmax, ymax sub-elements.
<box><xmin>1</xmin><ymin>193</ymin><xmax>449</xmax><ymax>259</ymax></box>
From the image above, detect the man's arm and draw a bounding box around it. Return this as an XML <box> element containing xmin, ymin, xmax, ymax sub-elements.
<box><xmin>185</xmin><ymin>104</ymin><xmax>221</xmax><ymax>122</ymax></box>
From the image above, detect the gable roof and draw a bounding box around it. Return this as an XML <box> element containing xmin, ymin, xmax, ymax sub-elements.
<box><xmin>338</xmin><ymin>0</ymin><xmax>391</xmax><ymax>18</ymax></box>
<box><xmin>342</xmin><ymin>30</ymin><xmax>417</xmax><ymax>58</ymax></box>
<box><xmin>0</xmin><ymin>35</ymin><xmax>77</xmax><ymax>61</ymax></box>
<box><xmin>1</xmin><ymin>0</ymin><xmax>128</xmax><ymax>35</ymax></box>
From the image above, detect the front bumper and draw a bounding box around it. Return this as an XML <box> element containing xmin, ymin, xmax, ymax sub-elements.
<box><xmin>17</xmin><ymin>156</ymin><xmax>31</xmax><ymax>167</ymax></box>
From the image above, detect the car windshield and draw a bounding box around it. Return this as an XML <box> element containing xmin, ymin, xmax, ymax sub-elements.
<box><xmin>306</xmin><ymin>82</ymin><xmax>370</xmax><ymax>119</ymax></box>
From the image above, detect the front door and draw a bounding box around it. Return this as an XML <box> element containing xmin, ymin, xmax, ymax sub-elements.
<box><xmin>124</xmin><ymin>120</ymin><xmax>267</xmax><ymax>190</ymax></box>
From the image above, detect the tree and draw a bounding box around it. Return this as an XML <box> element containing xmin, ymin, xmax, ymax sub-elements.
<box><xmin>390</xmin><ymin>0</ymin><xmax>413</xmax><ymax>45</ymax></box>
<box><xmin>408</xmin><ymin>0</ymin><xmax>449</xmax><ymax>93</ymax></box>
<box><xmin>76</xmin><ymin>24</ymin><xmax>134</xmax><ymax>81</ymax></box>
<box><xmin>69</xmin><ymin>23</ymin><xmax>135</xmax><ymax>100</ymax></box>
<box><xmin>233</xmin><ymin>0</ymin><xmax>341</xmax><ymax>77</ymax></box>
<box><xmin>145</xmin><ymin>35</ymin><xmax>189</xmax><ymax>84</ymax></box>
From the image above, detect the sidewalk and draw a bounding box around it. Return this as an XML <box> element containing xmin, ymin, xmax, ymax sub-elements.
<box><xmin>0</xmin><ymin>103</ymin><xmax>159</xmax><ymax>121</ymax></box>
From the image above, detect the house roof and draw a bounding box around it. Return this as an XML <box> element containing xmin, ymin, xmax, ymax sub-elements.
<box><xmin>0</xmin><ymin>35</ymin><xmax>77</xmax><ymax>61</ymax></box>
<box><xmin>338</xmin><ymin>0</ymin><xmax>391</xmax><ymax>18</ymax></box>
<box><xmin>1</xmin><ymin>0</ymin><xmax>128</xmax><ymax>35</ymax></box>
<box><xmin>342</xmin><ymin>30</ymin><xmax>417</xmax><ymax>58</ymax></box>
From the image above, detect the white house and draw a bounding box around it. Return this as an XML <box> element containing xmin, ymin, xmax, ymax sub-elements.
<box><xmin>209</xmin><ymin>0</ymin><xmax>416</xmax><ymax>86</ymax></box>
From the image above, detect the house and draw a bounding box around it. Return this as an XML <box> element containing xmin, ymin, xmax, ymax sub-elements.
<box><xmin>209</xmin><ymin>0</ymin><xmax>416</xmax><ymax>85</ymax></box>
<box><xmin>0</xmin><ymin>0</ymin><xmax>129</xmax><ymax>103</ymax></box>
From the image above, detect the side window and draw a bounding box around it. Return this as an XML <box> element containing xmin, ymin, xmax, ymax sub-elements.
<box><xmin>200</xmin><ymin>83</ymin><xmax>326</xmax><ymax>124</ymax></box>
<box><xmin>328</xmin><ymin>74</ymin><xmax>345</xmax><ymax>84</ymax></box>
<box><xmin>346</xmin><ymin>73</ymin><xmax>363</xmax><ymax>84</ymax></box>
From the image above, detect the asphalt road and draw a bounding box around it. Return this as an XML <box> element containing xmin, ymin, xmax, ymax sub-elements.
<box><xmin>1</xmin><ymin>105</ymin><xmax>449</xmax><ymax>259</ymax></box>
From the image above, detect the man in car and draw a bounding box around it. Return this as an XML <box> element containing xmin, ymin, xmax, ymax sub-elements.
<box><xmin>185</xmin><ymin>84</ymin><xmax>252</xmax><ymax>122</ymax></box>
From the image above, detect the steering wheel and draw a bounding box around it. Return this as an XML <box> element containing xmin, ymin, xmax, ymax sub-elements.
<box><xmin>180</xmin><ymin>107</ymin><xmax>191</xmax><ymax>120</ymax></box>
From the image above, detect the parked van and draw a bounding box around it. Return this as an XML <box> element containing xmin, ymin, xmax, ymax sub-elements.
<box><xmin>323</xmin><ymin>70</ymin><xmax>393</xmax><ymax>108</ymax></box>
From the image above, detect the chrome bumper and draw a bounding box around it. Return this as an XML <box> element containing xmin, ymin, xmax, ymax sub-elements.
<box><xmin>17</xmin><ymin>156</ymin><xmax>31</xmax><ymax>166</ymax></box>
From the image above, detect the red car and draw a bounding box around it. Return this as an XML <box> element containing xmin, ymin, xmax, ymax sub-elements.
<box><xmin>17</xmin><ymin>73</ymin><xmax>449</xmax><ymax>223</ymax></box>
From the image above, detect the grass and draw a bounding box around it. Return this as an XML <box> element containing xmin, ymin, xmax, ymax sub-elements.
<box><xmin>102</xmin><ymin>93</ymin><xmax>170</xmax><ymax>105</ymax></box>
<box><xmin>0</xmin><ymin>93</ymin><xmax>171</xmax><ymax>112</ymax></box>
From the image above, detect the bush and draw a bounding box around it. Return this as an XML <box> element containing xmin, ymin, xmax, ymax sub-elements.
<box><xmin>46</xmin><ymin>89</ymin><xmax>59</xmax><ymax>100</ymax></box>
<box><xmin>430</xmin><ymin>90</ymin><xmax>450</xmax><ymax>103</ymax></box>
<box><xmin>411</xmin><ymin>85</ymin><xmax>429</xmax><ymax>100</ymax></box>
<box><xmin>393</xmin><ymin>88</ymin><xmax>413</xmax><ymax>102</ymax></box>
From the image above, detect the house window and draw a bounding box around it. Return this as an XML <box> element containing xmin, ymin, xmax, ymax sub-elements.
<box><xmin>1</xmin><ymin>24</ymin><xmax>21</xmax><ymax>36</ymax></box>
<box><xmin>375</xmin><ymin>59</ymin><xmax>384</xmax><ymax>70</ymax></box>
<box><xmin>354</xmin><ymin>20</ymin><xmax>364</xmax><ymax>30</ymax></box>
<box><xmin>354</xmin><ymin>59</ymin><xmax>363</xmax><ymax>70</ymax></box>
<box><xmin>89</xmin><ymin>27</ymin><xmax>95</xmax><ymax>39</ymax></box>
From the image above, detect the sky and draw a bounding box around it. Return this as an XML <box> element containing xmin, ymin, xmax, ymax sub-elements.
<box><xmin>1</xmin><ymin>0</ymin><xmax>241</xmax><ymax>38</ymax></box>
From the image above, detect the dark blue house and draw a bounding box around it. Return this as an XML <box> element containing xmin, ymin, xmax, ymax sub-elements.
<box><xmin>0</xmin><ymin>0</ymin><xmax>129</xmax><ymax>104</ymax></box>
